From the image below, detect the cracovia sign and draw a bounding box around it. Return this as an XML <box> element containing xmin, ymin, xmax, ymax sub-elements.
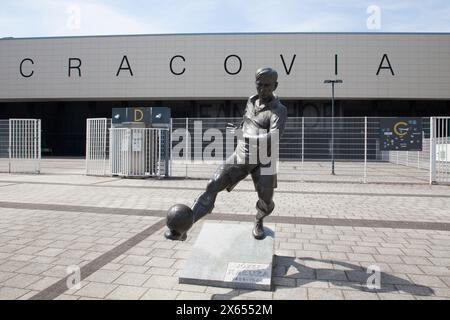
<box><xmin>18</xmin><ymin>53</ymin><xmax>395</xmax><ymax>78</ymax></box>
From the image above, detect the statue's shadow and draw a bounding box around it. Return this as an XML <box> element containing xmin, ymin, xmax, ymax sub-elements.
<box><xmin>212</xmin><ymin>256</ymin><xmax>434</xmax><ymax>300</ymax></box>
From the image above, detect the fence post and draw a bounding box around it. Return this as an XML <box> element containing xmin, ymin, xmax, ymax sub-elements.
<box><xmin>169</xmin><ymin>118</ymin><xmax>173</xmax><ymax>177</ymax></box>
<box><xmin>417</xmin><ymin>150</ymin><xmax>420</xmax><ymax>169</ymax></box>
<box><xmin>364</xmin><ymin>117</ymin><xmax>367</xmax><ymax>183</ymax></box>
<box><xmin>430</xmin><ymin>117</ymin><xmax>436</xmax><ymax>184</ymax></box>
<box><xmin>301</xmin><ymin>117</ymin><xmax>304</xmax><ymax>165</ymax></box>
<box><xmin>37</xmin><ymin>120</ymin><xmax>41</xmax><ymax>173</ymax></box>
<box><xmin>8</xmin><ymin>119</ymin><xmax>11</xmax><ymax>173</ymax></box>
<box><xmin>103</xmin><ymin>120</ymin><xmax>107</xmax><ymax>176</ymax></box>
<box><xmin>185</xmin><ymin>118</ymin><xmax>189</xmax><ymax>178</ymax></box>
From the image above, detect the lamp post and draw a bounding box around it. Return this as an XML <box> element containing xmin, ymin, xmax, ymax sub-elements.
<box><xmin>324</xmin><ymin>79</ymin><xmax>343</xmax><ymax>175</ymax></box>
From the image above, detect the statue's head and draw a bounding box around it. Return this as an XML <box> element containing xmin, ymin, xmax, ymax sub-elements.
<box><xmin>255</xmin><ymin>67</ymin><xmax>278</xmax><ymax>102</ymax></box>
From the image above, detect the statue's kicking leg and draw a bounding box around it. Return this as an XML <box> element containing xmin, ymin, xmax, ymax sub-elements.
<box><xmin>252</xmin><ymin>187</ymin><xmax>275</xmax><ymax>240</ymax></box>
<box><xmin>164</xmin><ymin>164</ymin><xmax>238</xmax><ymax>241</ymax></box>
<box><xmin>164</xmin><ymin>172</ymin><xmax>230</xmax><ymax>241</ymax></box>
<box><xmin>191</xmin><ymin>170</ymin><xmax>232</xmax><ymax>223</ymax></box>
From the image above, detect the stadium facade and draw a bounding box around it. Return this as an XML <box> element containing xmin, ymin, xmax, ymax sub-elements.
<box><xmin>0</xmin><ymin>32</ymin><xmax>449</xmax><ymax>155</ymax></box>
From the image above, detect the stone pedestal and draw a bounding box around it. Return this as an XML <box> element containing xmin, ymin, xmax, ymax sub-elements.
<box><xmin>179</xmin><ymin>222</ymin><xmax>275</xmax><ymax>291</ymax></box>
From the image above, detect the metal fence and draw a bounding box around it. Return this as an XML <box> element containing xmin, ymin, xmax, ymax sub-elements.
<box><xmin>0</xmin><ymin>119</ymin><xmax>41</xmax><ymax>174</ymax></box>
<box><xmin>85</xmin><ymin>118</ymin><xmax>110</xmax><ymax>176</ymax></box>
<box><xmin>0</xmin><ymin>120</ymin><xmax>9</xmax><ymax>172</ymax></box>
<box><xmin>170</xmin><ymin>117</ymin><xmax>438</xmax><ymax>184</ymax></box>
<box><xmin>84</xmin><ymin>116</ymin><xmax>449</xmax><ymax>185</ymax></box>
<box><xmin>431</xmin><ymin>117</ymin><xmax>450</xmax><ymax>184</ymax></box>
<box><xmin>109</xmin><ymin>127</ymin><xmax>170</xmax><ymax>177</ymax></box>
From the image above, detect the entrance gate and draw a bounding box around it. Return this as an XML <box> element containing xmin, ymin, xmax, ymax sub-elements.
<box><xmin>8</xmin><ymin>119</ymin><xmax>41</xmax><ymax>174</ymax></box>
<box><xmin>85</xmin><ymin>118</ymin><xmax>110</xmax><ymax>176</ymax></box>
<box><xmin>430</xmin><ymin>117</ymin><xmax>450</xmax><ymax>184</ymax></box>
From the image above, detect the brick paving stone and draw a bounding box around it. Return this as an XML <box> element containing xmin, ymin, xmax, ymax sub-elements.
<box><xmin>205</xmin><ymin>286</ymin><xmax>235</xmax><ymax>295</ymax></box>
<box><xmin>9</xmin><ymin>254</ymin><xmax>36</xmax><ymax>262</ymax></box>
<box><xmin>36</xmin><ymin>248</ymin><xmax>65</xmax><ymax>257</ymax></box>
<box><xmin>238</xmin><ymin>290</ymin><xmax>274</xmax><ymax>299</ymax></box>
<box><xmin>143</xmin><ymin>275</ymin><xmax>179</xmax><ymax>289</ymax></box>
<box><xmin>351</xmin><ymin>247</ymin><xmax>378</xmax><ymax>255</ymax></box>
<box><xmin>54</xmin><ymin>294</ymin><xmax>80</xmax><ymax>300</ymax></box>
<box><xmin>343</xmin><ymin>290</ymin><xmax>380</xmax><ymax>300</ymax></box>
<box><xmin>294</xmin><ymin>250</ymin><xmax>322</xmax><ymax>259</ymax></box>
<box><xmin>273</xmin><ymin>276</ymin><xmax>297</xmax><ymax>287</ymax></box>
<box><xmin>285</xmin><ymin>265</ymin><xmax>316</xmax><ymax>279</ymax></box>
<box><xmin>381</xmin><ymin>265</ymin><xmax>417</xmax><ymax>277</ymax></box>
<box><xmin>118</xmin><ymin>255</ymin><xmax>151</xmax><ymax>266</ymax></box>
<box><xmin>274</xmin><ymin>249</ymin><xmax>295</xmax><ymax>257</ymax></box>
<box><xmin>17</xmin><ymin>263</ymin><xmax>53</xmax><ymax>275</ymax></box>
<box><xmin>1</xmin><ymin>167</ymin><xmax>450</xmax><ymax>300</ymax></box>
<box><xmin>171</xmin><ymin>250</ymin><xmax>192</xmax><ymax>260</ymax></box>
<box><xmin>113</xmin><ymin>273</ymin><xmax>151</xmax><ymax>286</ymax></box>
<box><xmin>418</xmin><ymin>266</ymin><xmax>450</xmax><ymax>276</ymax></box>
<box><xmin>26</xmin><ymin>276</ymin><xmax>60</xmax><ymax>291</ymax></box>
<box><xmin>118</xmin><ymin>265</ymin><xmax>149</xmax><ymax>274</ymax></box>
<box><xmin>377</xmin><ymin>292</ymin><xmax>415</xmax><ymax>300</ymax></box>
<box><xmin>401</xmin><ymin>256</ymin><xmax>433</xmax><ymax>266</ymax></box>
<box><xmin>0</xmin><ymin>287</ymin><xmax>29</xmax><ymax>300</ymax></box>
<box><xmin>85</xmin><ymin>270</ymin><xmax>123</xmax><ymax>284</ymax></box>
<box><xmin>346</xmin><ymin>253</ymin><xmax>376</xmax><ymax>263</ymax></box>
<box><xmin>373</xmin><ymin>255</ymin><xmax>404</xmax><ymax>264</ymax></box>
<box><xmin>152</xmin><ymin>241</ymin><xmax>177</xmax><ymax>250</ymax></box>
<box><xmin>0</xmin><ymin>260</ymin><xmax>30</xmax><ymax>272</ymax></box>
<box><xmin>74</xmin><ymin>282</ymin><xmax>118</xmax><ymax>299</ymax></box>
<box><xmin>18</xmin><ymin>290</ymin><xmax>40</xmax><ymax>300</ymax></box>
<box><xmin>307</xmin><ymin>288</ymin><xmax>344</xmax><ymax>300</ymax></box>
<box><xmin>415</xmin><ymin>296</ymin><xmax>448</xmax><ymax>300</ymax></box>
<box><xmin>428</xmin><ymin>258</ymin><xmax>450</xmax><ymax>267</ymax></box>
<box><xmin>432</xmin><ymin>288</ymin><xmax>450</xmax><ymax>298</ymax></box>
<box><xmin>407</xmin><ymin>274</ymin><xmax>448</xmax><ymax>288</ymax></box>
<box><xmin>105</xmin><ymin>285</ymin><xmax>147</xmax><ymax>300</ymax></box>
<box><xmin>171</xmin><ymin>260</ymin><xmax>186</xmax><ymax>270</ymax></box>
<box><xmin>395</xmin><ymin>284</ymin><xmax>435</xmax><ymax>296</ymax></box>
<box><xmin>0</xmin><ymin>271</ymin><xmax>16</xmax><ymax>282</ymax></box>
<box><xmin>273</xmin><ymin>286</ymin><xmax>308</xmax><ymax>300</ymax></box>
<box><xmin>176</xmin><ymin>292</ymin><xmax>213</xmax><ymax>300</ymax></box>
<box><xmin>328</xmin><ymin>245</ymin><xmax>352</xmax><ymax>253</ymax></box>
<box><xmin>42</xmin><ymin>266</ymin><xmax>68</xmax><ymax>278</ymax></box>
<box><xmin>0</xmin><ymin>252</ymin><xmax>13</xmax><ymax>260</ymax></box>
<box><xmin>101</xmin><ymin>263</ymin><xmax>122</xmax><ymax>271</ymax></box>
<box><xmin>140</xmin><ymin>288</ymin><xmax>180</xmax><ymax>300</ymax></box>
<box><xmin>376</xmin><ymin>247</ymin><xmax>404</xmax><ymax>255</ymax></box>
<box><xmin>145</xmin><ymin>267</ymin><xmax>176</xmax><ymax>276</ymax></box>
<box><xmin>150</xmin><ymin>248</ymin><xmax>175</xmax><ymax>259</ymax></box>
<box><xmin>145</xmin><ymin>257</ymin><xmax>176</xmax><ymax>268</ymax></box>
<box><xmin>440</xmin><ymin>276</ymin><xmax>450</xmax><ymax>287</ymax></box>
<box><xmin>173</xmin><ymin>283</ymin><xmax>207</xmax><ymax>293</ymax></box>
<box><xmin>316</xmin><ymin>270</ymin><xmax>348</xmax><ymax>281</ymax></box>
<box><xmin>3</xmin><ymin>274</ymin><xmax>41</xmax><ymax>289</ymax></box>
<box><xmin>31</xmin><ymin>256</ymin><xmax>56</xmax><ymax>264</ymax></box>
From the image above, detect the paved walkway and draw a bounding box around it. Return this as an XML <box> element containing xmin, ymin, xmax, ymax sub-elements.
<box><xmin>0</xmin><ymin>159</ymin><xmax>449</xmax><ymax>300</ymax></box>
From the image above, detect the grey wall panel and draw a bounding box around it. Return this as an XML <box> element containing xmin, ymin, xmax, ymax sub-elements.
<box><xmin>0</xmin><ymin>33</ymin><xmax>449</xmax><ymax>101</ymax></box>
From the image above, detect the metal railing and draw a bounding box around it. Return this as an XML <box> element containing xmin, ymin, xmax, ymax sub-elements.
<box><xmin>0</xmin><ymin>120</ymin><xmax>9</xmax><ymax>172</ymax></box>
<box><xmin>109</xmin><ymin>127</ymin><xmax>169</xmax><ymax>177</ymax></box>
<box><xmin>430</xmin><ymin>117</ymin><xmax>450</xmax><ymax>184</ymax></box>
<box><xmin>0</xmin><ymin>119</ymin><xmax>41</xmax><ymax>174</ymax></box>
<box><xmin>85</xmin><ymin>118</ymin><xmax>110</xmax><ymax>176</ymax></box>
<box><xmin>170</xmin><ymin>117</ymin><xmax>435</xmax><ymax>184</ymax></box>
<box><xmin>84</xmin><ymin>116</ymin><xmax>448</xmax><ymax>185</ymax></box>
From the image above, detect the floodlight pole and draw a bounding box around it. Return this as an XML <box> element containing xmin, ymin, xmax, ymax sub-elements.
<box><xmin>324</xmin><ymin>79</ymin><xmax>343</xmax><ymax>175</ymax></box>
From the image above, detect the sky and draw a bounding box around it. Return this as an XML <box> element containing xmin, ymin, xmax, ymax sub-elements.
<box><xmin>1</xmin><ymin>0</ymin><xmax>450</xmax><ymax>38</ymax></box>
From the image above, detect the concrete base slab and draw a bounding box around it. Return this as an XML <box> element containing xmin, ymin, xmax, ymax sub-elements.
<box><xmin>179</xmin><ymin>222</ymin><xmax>275</xmax><ymax>291</ymax></box>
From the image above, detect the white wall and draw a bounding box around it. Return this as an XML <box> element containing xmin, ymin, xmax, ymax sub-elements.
<box><xmin>1</xmin><ymin>33</ymin><xmax>449</xmax><ymax>101</ymax></box>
